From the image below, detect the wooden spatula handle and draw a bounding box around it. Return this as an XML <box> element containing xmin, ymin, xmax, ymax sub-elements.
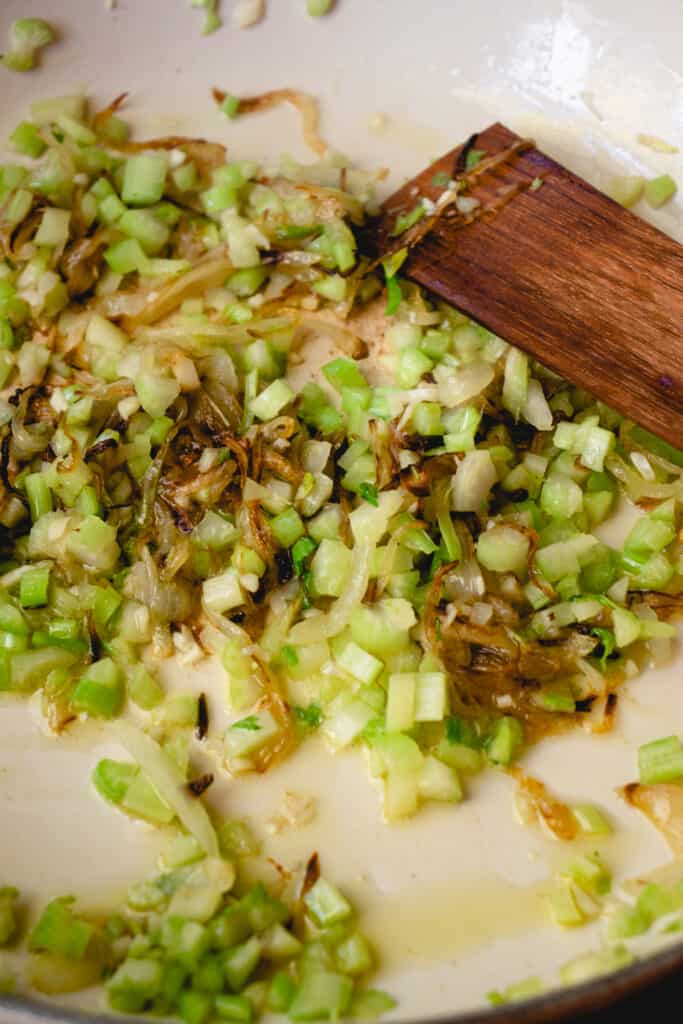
<box><xmin>377</xmin><ymin>124</ymin><xmax>683</xmax><ymax>448</ymax></box>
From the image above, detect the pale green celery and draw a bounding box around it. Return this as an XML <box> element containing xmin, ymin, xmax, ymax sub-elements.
<box><xmin>644</xmin><ymin>174</ymin><xmax>677</xmax><ymax>208</ymax></box>
<box><xmin>307</xmin><ymin>0</ymin><xmax>335</xmax><ymax>15</ymax></box>
<box><xmin>502</xmin><ymin>348</ymin><xmax>529</xmax><ymax>418</ymax></box>
<box><xmin>638</xmin><ymin>735</ymin><xmax>683</xmax><ymax>784</ymax></box>
<box><xmin>311</xmin><ymin>538</ymin><xmax>352</xmax><ymax>597</ymax></box>
<box><xmin>546</xmin><ymin>881</ymin><xmax>586</xmax><ymax>928</ymax></box>
<box><xmin>3</xmin><ymin>18</ymin><xmax>55</xmax><ymax>72</ymax></box>
<box><xmin>572</xmin><ymin>804</ymin><xmax>612</xmax><ymax>835</ymax></box>
<box><xmin>477</xmin><ymin>525</ymin><xmax>529</xmax><ymax>574</ymax></box>
<box><xmin>558</xmin><ymin>945</ymin><xmax>633</xmax><ymax>986</ymax></box>
<box><xmin>418</xmin><ymin>755</ymin><xmax>462</xmax><ymax>803</ymax></box>
<box><xmin>304</xmin><ymin>878</ymin><xmax>352</xmax><ymax>927</ymax></box>
<box><xmin>250</xmin><ymin>379</ymin><xmax>294</xmax><ymax>421</ymax></box>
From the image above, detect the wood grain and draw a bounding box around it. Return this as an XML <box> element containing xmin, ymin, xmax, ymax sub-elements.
<box><xmin>373</xmin><ymin>123</ymin><xmax>683</xmax><ymax>448</ymax></box>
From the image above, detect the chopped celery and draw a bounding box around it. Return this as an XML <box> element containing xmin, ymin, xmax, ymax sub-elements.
<box><xmin>485</xmin><ymin>717</ymin><xmax>523</xmax><ymax>766</ymax></box>
<box><xmin>122</xmin><ymin>154</ymin><xmax>168</xmax><ymax>206</ymax></box>
<box><xmin>29</xmin><ymin>898</ymin><xmax>93</xmax><ymax>960</ymax></box>
<box><xmin>644</xmin><ymin>174</ymin><xmax>677</xmax><ymax>208</ymax></box>
<box><xmin>289</xmin><ymin>971</ymin><xmax>353</xmax><ymax>1021</ymax></box>
<box><xmin>3</xmin><ymin>18</ymin><xmax>55</xmax><ymax>72</ymax></box>
<box><xmin>71</xmin><ymin>658</ymin><xmax>124</xmax><ymax>719</ymax></box>
<box><xmin>224</xmin><ymin>935</ymin><xmax>262</xmax><ymax>991</ymax></box>
<box><xmin>638</xmin><ymin>735</ymin><xmax>683</xmax><ymax>784</ymax></box>
<box><xmin>571</xmin><ymin>804</ymin><xmax>612</xmax><ymax>835</ymax></box>
<box><xmin>307</xmin><ymin>0</ymin><xmax>335</xmax><ymax>15</ymax></box>
<box><xmin>304</xmin><ymin>878</ymin><xmax>353</xmax><ymax>927</ymax></box>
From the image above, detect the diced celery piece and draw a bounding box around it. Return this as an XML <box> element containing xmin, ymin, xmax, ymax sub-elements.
<box><xmin>224</xmin><ymin>935</ymin><xmax>262</xmax><ymax>992</ymax></box>
<box><xmin>202</xmin><ymin>569</ymin><xmax>244</xmax><ymax>614</ymax></box>
<box><xmin>119</xmin><ymin>209</ymin><xmax>170</xmax><ymax>255</ymax></box>
<box><xmin>106</xmin><ymin>958</ymin><xmax>164</xmax><ymax>1014</ymax></box>
<box><xmin>477</xmin><ymin>525</ymin><xmax>529</xmax><ymax>574</ymax></box>
<box><xmin>310</xmin><ymin>538</ymin><xmax>352</xmax><ymax>597</ymax></box>
<box><xmin>260</xmin><ymin>922</ymin><xmax>302</xmax><ymax>960</ymax></box>
<box><xmin>217</xmin><ymin>819</ymin><xmax>260</xmax><ymax>859</ymax></box>
<box><xmin>289</xmin><ymin>972</ymin><xmax>354</xmax><ymax>1021</ymax></box>
<box><xmin>120</xmin><ymin>772</ymin><xmax>175</xmax><ymax>824</ymax></box>
<box><xmin>266</xmin><ymin>971</ymin><xmax>297</xmax><ymax>1013</ymax></box>
<box><xmin>385</xmin><ymin>673</ymin><xmax>416</xmax><ymax>732</ymax></box>
<box><xmin>414</xmin><ymin>672</ymin><xmax>448</xmax><ymax>722</ymax></box>
<box><xmin>349</xmin><ymin>989</ymin><xmax>397</xmax><ymax>1019</ymax></box>
<box><xmin>92</xmin><ymin>759</ymin><xmax>137</xmax><ymax>805</ymax></box>
<box><xmin>546</xmin><ymin>883</ymin><xmax>584</xmax><ymax>928</ymax></box>
<box><xmin>71</xmin><ymin>658</ymin><xmax>124</xmax><ymax>718</ymax></box>
<box><xmin>571</xmin><ymin>804</ymin><xmax>612</xmax><ymax>835</ymax></box>
<box><xmin>559</xmin><ymin>945</ymin><xmax>634</xmax><ymax>986</ymax></box>
<box><xmin>29</xmin><ymin>898</ymin><xmax>93</xmax><ymax>960</ymax></box>
<box><xmin>606</xmin><ymin>904</ymin><xmax>651</xmax><ymax>941</ymax></box>
<box><xmin>304</xmin><ymin>878</ymin><xmax>353</xmax><ymax>928</ymax></box>
<box><xmin>612</xmin><ymin>606</ymin><xmax>641</xmax><ymax>648</ymax></box>
<box><xmin>644</xmin><ymin>174</ymin><xmax>677</xmax><ymax>208</ymax></box>
<box><xmin>418</xmin><ymin>755</ymin><xmax>462</xmax><ymax>802</ymax></box>
<box><xmin>335</xmin><ymin>641</ymin><xmax>383</xmax><ymax>685</ymax></box>
<box><xmin>565</xmin><ymin>852</ymin><xmax>611</xmax><ymax>897</ymax></box>
<box><xmin>215</xmin><ymin>994</ymin><xmax>253</xmax><ymax>1022</ymax></box>
<box><xmin>121</xmin><ymin>154</ymin><xmax>168</xmax><ymax>206</ymax></box>
<box><xmin>19</xmin><ymin>566</ymin><xmax>50</xmax><ymax>608</ymax></box>
<box><xmin>638</xmin><ymin>735</ymin><xmax>683</xmax><ymax>784</ymax></box>
<box><xmin>321</xmin><ymin>696</ymin><xmax>375</xmax><ymax>750</ymax></box>
<box><xmin>485</xmin><ymin>717</ymin><xmax>523</xmax><ymax>766</ymax></box>
<box><xmin>34</xmin><ymin>207</ymin><xmax>71</xmax><ymax>248</ymax></box>
<box><xmin>251</xmin><ymin>380</ymin><xmax>294</xmax><ymax>421</ymax></box>
<box><xmin>269</xmin><ymin>507</ymin><xmax>305</xmax><ymax>547</ymax></box>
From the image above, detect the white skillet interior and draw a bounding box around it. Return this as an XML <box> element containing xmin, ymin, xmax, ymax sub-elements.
<box><xmin>0</xmin><ymin>0</ymin><xmax>682</xmax><ymax>1019</ymax></box>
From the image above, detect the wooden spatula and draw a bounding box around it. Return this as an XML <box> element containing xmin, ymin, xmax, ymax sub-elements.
<box><xmin>370</xmin><ymin>123</ymin><xmax>683</xmax><ymax>448</ymax></box>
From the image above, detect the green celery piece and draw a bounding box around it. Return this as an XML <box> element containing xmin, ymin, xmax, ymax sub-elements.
<box><xmin>485</xmin><ymin>717</ymin><xmax>524</xmax><ymax>766</ymax></box>
<box><xmin>92</xmin><ymin>585</ymin><xmax>122</xmax><ymax>631</ymax></box>
<box><xmin>323</xmin><ymin>357</ymin><xmax>369</xmax><ymax>394</ymax></box>
<box><xmin>638</xmin><ymin>735</ymin><xmax>683</xmax><ymax>784</ymax></box>
<box><xmin>192</xmin><ymin>954</ymin><xmax>225</xmax><ymax>995</ymax></box>
<box><xmin>120</xmin><ymin>772</ymin><xmax>175</xmax><ymax>824</ymax></box>
<box><xmin>106</xmin><ymin>958</ymin><xmax>164</xmax><ymax>1015</ymax></box>
<box><xmin>606</xmin><ymin>904</ymin><xmax>652</xmax><ymax>941</ymax></box>
<box><xmin>349</xmin><ymin>989</ymin><xmax>397</xmax><ymax>1019</ymax></box>
<box><xmin>92</xmin><ymin>759</ymin><xmax>138</xmax><ymax>805</ymax></box>
<box><xmin>304</xmin><ymin>878</ymin><xmax>353</xmax><ymax>928</ymax></box>
<box><xmin>217</xmin><ymin>819</ymin><xmax>261</xmax><ymax>859</ymax></box>
<box><xmin>29</xmin><ymin>897</ymin><xmax>93</xmax><ymax>960</ymax></box>
<box><xmin>19</xmin><ymin>566</ymin><xmax>50</xmax><ymax>608</ymax></box>
<box><xmin>643</xmin><ymin>174</ymin><xmax>677</xmax><ymax>208</ymax></box>
<box><xmin>3</xmin><ymin>18</ymin><xmax>55</xmax><ymax>72</ymax></box>
<box><xmin>215</xmin><ymin>993</ymin><xmax>253</xmax><ymax>1021</ymax></box>
<box><xmin>11</xmin><ymin>648</ymin><xmax>78</xmax><ymax>693</ymax></box>
<box><xmin>128</xmin><ymin>664</ymin><xmax>164</xmax><ymax>710</ymax></box>
<box><xmin>71</xmin><ymin>657</ymin><xmax>124</xmax><ymax>718</ymax></box>
<box><xmin>160</xmin><ymin>917</ymin><xmax>210</xmax><ymax>969</ymax></box>
<box><xmin>240</xmin><ymin>883</ymin><xmax>288</xmax><ymax>932</ymax></box>
<box><xmin>122</xmin><ymin>154</ymin><xmax>168</xmax><ymax>206</ymax></box>
<box><xmin>208</xmin><ymin>905</ymin><xmax>252</xmax><ymax>950</ymax></box>
<box><xmin>224</xmin><ymin>934</ymin><xmax>262</xmax><ymax>992</ymax></box>
<box><xmin>267</xmin><ymin>971</ymin><xmax>297</xmax><ymax>1013</ymax></box>
<box><xmin>289</xmin><ymin>971</ymin><xmax>354</xmax><ymax>1021</ymax></box>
